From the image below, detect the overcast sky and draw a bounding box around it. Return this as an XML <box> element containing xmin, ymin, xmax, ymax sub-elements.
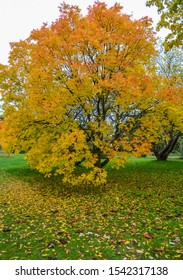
<box><xmin>0</xmin><ymin>0</ymin><xmax>166</xmax><ymax>65</ymax></box>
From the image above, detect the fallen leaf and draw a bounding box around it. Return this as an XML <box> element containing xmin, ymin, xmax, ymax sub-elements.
<box><xmin>131</xmin><ymin>228</ymin><xmax>138</xmax><ymax>233</ymax></box>
<box><xmin>48</xmin><ymin>242</ymin><xmax>56</xmax><ymax>248</ymax></box>
<box><xmin>116</xmin><ymin>240</ymin><xmax>127</xmax><ymax>245</ymax></box>
<box><xmin>2</xmin><ymin>228</ymin><xmax>12</xmax><ymax>233</ymax></box>
<box><xmin>156</xmin><ymin>226</ymin><xmax>163</xmax><ymax>230</ymax></box>
<box><xmin>127</xmin><ymin>246</ymin><xmax>134</xmax><ymax>250</ymax></box>
<box><xmin>59</xmin><ymin>239</ymin><xmax>68</xmax><ymax>244</ymax></box>
<box><xmin>155</xmin><ymin>247</ymin><xmax>164</xmax><ymax>252</ymax></box>
<box><xmin>102</xmin><ymin>213</ymin><xmax>108</xmax><ymax>217</ymax></box>
<box><xmin>166</xmin><ymin>215</ymin><xmax>173</xmax><ymax>219</ymax></box>
<box><xmin>75</xmin><ymin>230</ymin><xmax>84</xmax><ymax>234</ymax></box>
<box><xmin>144</xmin><ymin>233</ymin><xmax>153</xmax><ymax>239</ymax></box>
<box><xmin>136</xmin><ymin>249</ymin><xmax>144</xmax><ymax>254</ymax></box>
<box><xmin>51</xmin><ymin>209</ymin><xmax>59</xmax><ymax>213</ymax></box>
<box><xmin>110</xmin><ymin>209</ymin><xmax>118</xmax><ymax>213</ymax></box>
<box><xmin>174</xmin><ymin>237</ymin><xmax>180</xmax><ymax>243</ymax></box>
<box><xmin>55</xmin><ymin>231</ymin><xmax>64</xmax><ymax>235</ymax></box>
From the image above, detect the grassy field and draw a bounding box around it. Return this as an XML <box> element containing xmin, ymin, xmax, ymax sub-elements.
<box><xmin>0</xmin><ymin>154</ymin><xmax>182</xmax><ymax>260</ymax></box>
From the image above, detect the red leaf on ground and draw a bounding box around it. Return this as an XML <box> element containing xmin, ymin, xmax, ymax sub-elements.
<box><xmin>144</xmin><ymin>233</ymin><xmax>153</xmax><ymax>239</ymax></box>
<box><xmin>155</xmin><ymin>247</ymin><xmax>164</xmax><ymax>252</ymax></box>
<box><xmin>59</xmin><ymin>239</ymin><xmax>68</xmax><ymax>244</ymax></box>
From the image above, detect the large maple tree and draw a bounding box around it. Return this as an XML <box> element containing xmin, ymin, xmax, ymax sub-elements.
<box><xmin>1</xmin><ymin>2</ymin><xmax>181</xmax><ymax>185</ymax></box>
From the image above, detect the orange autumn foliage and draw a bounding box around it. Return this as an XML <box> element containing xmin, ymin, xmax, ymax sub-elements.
<box><xmin>0</xmin><ymin>2</ymin><xmax>182</xmax><ymax>185</ymax></box>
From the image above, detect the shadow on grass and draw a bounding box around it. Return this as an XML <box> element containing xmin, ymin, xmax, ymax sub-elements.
<box><xmin>123</xmin><ymin>157</ymin><xmax>183</xmax><ymax>170</ymax></box>
<box><xmin>1</xmin><ymin>154</ymin><xmax>182</xmax><ymax>197</ymax></box>
<box><xmin>0</xmin><ymin>155</ymin><xmax>108</xmax><ymax>196</ymax></box>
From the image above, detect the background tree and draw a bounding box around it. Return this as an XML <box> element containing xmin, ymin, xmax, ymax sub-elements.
<box><xmin>151</xmin><ymin>43</ymin><xmax>183</xmax><ymax>160</ymax></box>
<box><xmin>146</xmin><ymin>0</ymin><xmax>183</xmax><ymax>49</ymax></box>
<box><xmin>0</xmin><ymin>118</ymin><xmax>3</xmax><ymax>150</ymax></box>
<box><xmin>180</xmin><ymin>136</ymin><xmax>183</xmax><ymax>158</ymax></box>
<box><xmin>1</xmin><ymin>1</ymin><xmax>180</xmax><ymax>185</ymax></box>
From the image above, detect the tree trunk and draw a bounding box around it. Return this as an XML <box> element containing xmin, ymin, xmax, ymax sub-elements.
<box><xmin>95</xmin><ymin>154</ymin><xmax>102</xmax><ymax>168</ymax></box>
<box><xmin>152</xmin><ymin>132</ymin><xmax>181</xmax><ymax>160</ymax></box>
<box><xmin>101</xmin><ymin>158</ymin><xmax>110</xmax><ymax>168</ymax></box>
<box><xmin>94</xmin><ymin>146</ymin><xmax>110</xmax><ymax>168</ymax></box>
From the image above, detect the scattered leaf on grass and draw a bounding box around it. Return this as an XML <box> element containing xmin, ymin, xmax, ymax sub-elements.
<box><xmin>110</xmin><ymin>209</ymin><xmax>118</xmax><ymax>213</ymax></box>
<box><xmin>154</xmin><ymin>247</ymin><xmax>164</xmax><ymax>252</ymax></box>
<box><xmin>55</xmin><ymin>231</ymin><xmax>65</xmax><ymax>235</ymax></box>
<box><xmin>51</xmin><ymin>209</ymin><xmax>59</xmax><ymax>214</ymax></box>
<box><xmin>156</xmin><ymin>226</ymin><xmax>163</xmax><ymax>230</ymax></box>
<box><xmin>174</xmin><ymin>237</ymin><xmax>180</xmax><ymax>243</ymax></box>
<box><xmin>59</xmin><ymin>239</ymin><xmax>68</xmax><ymax>244</ymax></box>
<box><xmin>48</xmin><ymin>242</ymin><xmax>56</xmax><ymax>248</ymax></box>
<box><xmin>131</xmin><ymin>229</ymin><xmax>138</xmax><ymax>233</ymax></box>
<box><xmin>2</xmin><ymin>228</ymin><xmax>12</xmax><ymax>233</ymax></box>
<box><xmin>75</xmin><ymin>230</ymin><xmax>84</xmax><ymax>234</ymax></box>
<box><xmin>144</xmin><ymin>233</ymin><xmax>153</xmax><ymax>239</ymax></box>
<box><xmin>116</xmin><ymin>240</ymin><xmax>127</xmax><ymax>245</ymax></box>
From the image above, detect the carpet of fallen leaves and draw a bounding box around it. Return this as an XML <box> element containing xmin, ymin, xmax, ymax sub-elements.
<box><xmin>0</xmin><ymin>155</ymin><xmax>182</xmax><ymax>260</ymax></box>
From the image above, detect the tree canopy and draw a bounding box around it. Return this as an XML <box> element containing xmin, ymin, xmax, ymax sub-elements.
<box><xmin>146</xmin><ymin>0</ymin><xmax>183</xmax><ymax>48</ymax></box>
<box><xmin>0</xmin><ymin>1</ymin><xmax>182</xmax><ymax>185</ymax></box>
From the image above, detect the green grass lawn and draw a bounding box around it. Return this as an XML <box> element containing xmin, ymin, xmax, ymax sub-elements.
<box><xmin>0</xmin><ymin>154</ymin><xmax>182</xmax><ymax>260</ymax></box>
